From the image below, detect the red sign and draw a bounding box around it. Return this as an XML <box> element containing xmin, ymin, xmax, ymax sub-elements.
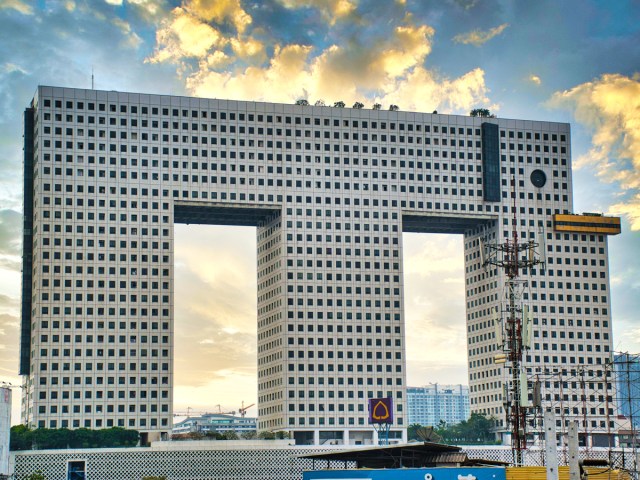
<box><xmin>368</xmin><ymin>397</ymin><xmax>394</xmax><ymax>424</ymax></box>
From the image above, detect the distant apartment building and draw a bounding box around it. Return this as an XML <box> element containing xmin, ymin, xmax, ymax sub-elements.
<box><xmin>615</xmin><ymin>353</ymin><xmax>640</xmax><ymax>428</ymax></box>
<box><xmin>172</xmin><ymin>413</ymin><xmax>257</xmax><ymax>436</ymax></box>
<box><xmin>407</xmin><ymin>384</ymin><xmax>470</xmax><ymax>426</ymax></box>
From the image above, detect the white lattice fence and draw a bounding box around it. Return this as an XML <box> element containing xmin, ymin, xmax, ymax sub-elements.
<box><xmin>12</xmin><ymin>445</ymin><xmax>640</xmax><ymax>480</ymax></box>
<box><xmin>12</xmin><ymin>447</ymin><xmax>328</xmax><ymax>480</ymax></box>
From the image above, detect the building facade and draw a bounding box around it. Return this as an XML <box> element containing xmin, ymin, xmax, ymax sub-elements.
<box><xmin>21</xmin><ymin>86</ymin><xmax>620</xmax><ymax>444</ymax></box>
<box><xmin>407</xmin><ymin>384</ymin><xmax>470</xmax><ymax>427</ymax></box>
<box><xmin>172</xmin><ymin>414</ymin><xmax>257</xmax><ymax>436</ymax></box>
<box><xmin>614</xmin><ymin>353</ymin><xmax>640</xmax><ymax>429</ymax></box>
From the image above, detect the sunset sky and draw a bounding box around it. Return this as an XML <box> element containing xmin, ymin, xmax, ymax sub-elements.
<box><xmin>1</xmin><ymin>0</ymin><xmax>639</xmax><ymax>424</ymax></box>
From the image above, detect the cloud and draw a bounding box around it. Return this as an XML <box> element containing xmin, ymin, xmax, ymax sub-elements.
<box><xmin>103</xmin><ymin>0</ymin><xmax>169</xmax><ymax>22</ymax></box>
<box><xmin>449</xmin><ymin>0</ymin><xmax>478</xmax><ymax>10</ymax></box>
<box><xmin>0</xmin><ymin>210</ymin><xmax>21</xmax><ymax>256</ymax></box>
<box><xmin>549</xmin><ymin>73</ymin><xmax>640</xmax><ymax>230</ymax></box>
<box><xmin>1</xmin><ymin>63</ymin><xmax>28</xmax><ymax>75</ymax></box>
<box><xmin>148</xmin><ymin>2</ymin><xmax>491</xmax><ymax>114</ymax></box>
<box><xmin>112</xmin><ymin>17</ymin><xmax>143</xmax><ymax>48</ymax></box>
<box><xmin>185</xmin><ymin>0</ymin><xmax>252</xmax><ymax>33</ymax></box>
<box><xmin>453</xmin><ymin>23</ymin><xmax>509</xmax><ymax>46</ymax></box>
<box><xmin>0</xmin><ymin>294</ymin><xmax>18</xmax><ymax>309</ymax></box>
<box><xmin>148</xmin><ymin>6</ymin><xmax>228</xmax><ymax>62</ymax></box>
<box><xmin>173</xmin><ymin>224</ymin><xmax>258</xmax><ymax>387</ymax></box>
<box><xmin>0</xmin><ymin>313</ymin><xmax>19</xmax><ymax>365</ymax></box>
<box><xmin>104</xmin><ymin>0</ymin><xmax>163</xmax><ymax>11</ymax></box>
<box><xmin>610</xmin><ymin>194</ymin><xmax>640</xmax><ymax>231</ymax></box>
<box><xmin>377</xmin><ymin>66</ymin><xmax>491</xmax><ymax>115</ymax></box>
<box><xmin>528</xmin><ymin>74</ymin><xmax>541</xmax><ymax>86</ymax></box>
<box><xmin>230</xmin><ymin>36</ymin><xmax>267</xmax><ymax>63</ymax></box>
<box><xmin>182</xmin><ymin>17</ymin><xmax>489</xmax><ymax>114</ymax></box>
<box><xmin>0</xmin><ymin>0</ymin><xmax>33</xmax><ymax>15</ymax></box>
<box><xmin>403</xmin><ymin>234</ymin><xmax>468</xmax><ymax>385</ymax></box>
<box><xmin>276</xmin><ymin>0</ymin><xmax>357</xmax><ymax>25</ymax></box>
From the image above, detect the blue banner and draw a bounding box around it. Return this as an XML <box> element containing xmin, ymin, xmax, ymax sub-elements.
<box><xmin>304</xmin><ymin>467</ymin><xmax>506</xmax><ymax>480</ymax></box>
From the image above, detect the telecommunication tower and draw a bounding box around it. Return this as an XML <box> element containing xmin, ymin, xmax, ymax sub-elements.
<box><xmin>483</xmin><ymin>179</ymin><xmax>544</xmax><ymax>465</ymax></box>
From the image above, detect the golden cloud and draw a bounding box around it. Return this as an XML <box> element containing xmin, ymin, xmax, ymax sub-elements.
<box><xmin>103</xmin><ymin>0</ymin><xmax>169</xmax><ymax>22</ymax></box>
<box><xmin>184</xmin><ymin>18</ymin><xmax>488</xmax><ymax>115</ymax></box>
<box><xmin>150</xmin><ymin>4</ymin><xmax>490</xmax><ymax>117</ymax></box>
<box><xmin>549</xmin><ymin>73</ymin><xmax>640</xmax><ymax>230</ymax></box>
<box><xmin>230</xmin><ymin>36</ymin><xmax>267</xmax><ymax>64</ymax></box>
<box><xmin>610</xmin><ymin>194</ymin><xmax>640</xmax><ymax>231</ymax></box>
<box><xmin>200</xmin><ymin>50</ymin><xmax>233</xmax><ymax>70</ymax></box>
<box><xmin>186</xmin><ymin>0</ymin><xmax>252</xmax><ymax>33</ymax></box>
<box><xmin>0</xmin><ymin>0</ymin><xmax>33</xmax><ymax>15</ymax></box>
<box><xmin>378</xmin><ymin>66</ymin><xmax>491</xmax><ymax>114</ymax></box>
<box><xmin>529</xmin><ymin>74</ymin><xmax>542</xmax><ymax>86</ymax></box>
<box><xmin>374</xmin><ymin>24</ymin><xmax>434</xmax><ymax>78</ymax></box>
<box><xmin>148</xmin><ymin>6</ymin><xmax>227</xmax><ymax>63</ymax></box>
<box><xmin>453</xmin><ymin>23</ymin><xmax>509</xmax><ymax>46</ymax></box>
<box><xmin>187</xmin><ymin>44</ymin><xmax>313</xmax><ymax>101</ymax></box>
<box><xmin>277</xmin><ymin>0</ymin><xmax>357</xmax><ymax>25</ymax></box>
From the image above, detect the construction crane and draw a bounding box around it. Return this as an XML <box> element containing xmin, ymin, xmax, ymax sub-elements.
<box><xmin>174</xmin><ymin>402</ymin><xmax>255</xmax><ymax>418</ymax></box>
<box><xmin>173</xmin><ymin>405</ymin><xmax>236</xmax><ymax>417</ymax></box>
<box><xmin>238</xmin><ymin>401</ymin><xmax>255</xmax><ymax>418</ymax></box>
<box><xmin>215</xmin><ymin>404</ymin><xmax>237</xmax><ymax>415</ymax></box>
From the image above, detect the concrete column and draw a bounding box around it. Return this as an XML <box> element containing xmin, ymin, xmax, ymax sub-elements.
<box><xmin>343</xmin><ymin>429</ymin><xmax>350</xmax><ymax>446</ymax></box>
<box><xmin>544</xmin><ymin>410</ymin><xmax>559</xmax><ymax>480</ymax></box>
<box><xmin>568</xmin><ymin>421</ymin><xmax>580</xmax><ymax>480</ymax></box>
<box><xmin>313</xmin><ymin>430</ymin><xmax>320</xmax><ymax>446</ymax></box>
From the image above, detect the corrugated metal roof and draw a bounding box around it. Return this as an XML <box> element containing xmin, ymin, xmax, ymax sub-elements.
<box><xmin>299</xmin><ymin>442</ymin><xmax>507</xmax><ymax>469</ymax></box>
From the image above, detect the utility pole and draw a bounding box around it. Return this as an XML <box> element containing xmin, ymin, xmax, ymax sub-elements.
<box><xmin>485</xmin><ymin>177</ymin><xmax>544</xmax><ymax>465</ymax></box>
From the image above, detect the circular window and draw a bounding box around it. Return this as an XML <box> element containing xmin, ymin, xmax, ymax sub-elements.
<box><xmin>530</xmin><ymin>169</ymin><xmax>547</xmax><ymax>188</ymax></box>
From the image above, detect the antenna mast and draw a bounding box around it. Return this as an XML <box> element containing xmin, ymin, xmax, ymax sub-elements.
<box><xmin>484</xmin><ymin>177</ymin><xmax>544</xmax><ymax>465</ymax></box>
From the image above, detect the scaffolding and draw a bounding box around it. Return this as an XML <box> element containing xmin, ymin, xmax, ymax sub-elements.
<box><xmin>524</xmin><ymin>352</ymin><xmax>640</xmax><ymax>478</ymax></box>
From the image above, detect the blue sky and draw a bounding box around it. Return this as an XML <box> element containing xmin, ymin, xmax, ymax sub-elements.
<box><xmin>0</xmin><ymin>0</ymin><xmax>639</xmax><ymax>421</ymax></box>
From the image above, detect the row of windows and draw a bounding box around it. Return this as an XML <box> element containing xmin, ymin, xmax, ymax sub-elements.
<box><xmin>40</xmin><ymin>362</ymin><xmax>169</xmax><ymax>371</ymax></box>
<box><xmin>40</xmin><ymin>97</ymin><xmax>568</xmax><ymax>142</ymax></box>
<box><xmin>43</xmin><ymin>140</ymin><xmax>486</xmax><ymax>159</ymax></box>
<box><xmin>39</xmin><ymin>404</ymin><xmax>167</xmax><ymax>414</ymax></box>
<box><xmin>42</xmin><ymin>98</ymin><xmax>495</xmax><ymax>133</ymax></box>
<box><xmin>289</xmin><ymin>416</ymin><xmax>399</xmax><ymax>426</ymax></box>
<box><xmin>39</xmin><ymin>388</ymin><xmax>167</xmax><ymax>399</ymax></box>
<box><xmin>44</xmin><ymin>127</ymin><xmax>488</xmax><ymax>147</ymax></box>
<box><xmin>39</xmin><ymin>320</ymin><xmax>168</xmax><ymax>329</ymax></box>
<box><xmin>39</xmin><ymin>307</ymin><xmax>170</xmax><ymax>316</ymax></box>
<box><xmin>39</xmin><ymin>346</ymin><xmax>169</xmax><ymax>355</ymax></box>
<box><xmin>36</xmin><ymin>417</ymin><xmax>169</xmax><ymax>429</ymax></box>
<box><xmin>41</xmin><ymin>154</ymin><xmax>480</xmax><ymax>173</ymax></box>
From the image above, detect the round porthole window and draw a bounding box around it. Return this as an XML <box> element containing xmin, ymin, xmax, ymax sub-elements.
<box><xmin>530</xmin><ymin>169</ymin><xmax>547</xmax><ymax>188</ymax></box>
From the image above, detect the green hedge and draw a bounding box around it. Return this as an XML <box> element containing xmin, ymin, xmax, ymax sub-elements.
<box><xmin>10</xmin><ymin>425</ymin><xmax>139</xmax><ymax>450</ymax></box>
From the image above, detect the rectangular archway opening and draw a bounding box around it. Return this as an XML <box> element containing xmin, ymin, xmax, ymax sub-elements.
<box><xmin>173</xmin><ymin>222</ymin><xmax>258</xmax><ymax>419</ymax></box>
<box><xmin>402</xmin><ymin>232</ymin><xmax>467</xmax><ymax>387</ymax></box>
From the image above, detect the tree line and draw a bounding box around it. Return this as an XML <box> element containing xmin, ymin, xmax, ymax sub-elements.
<box><xmin>10</xmin><ymin>425</ymin><xmax>139</xmax><ymax>450</ymax></box>
<box><xmin>408</xmin><ymin>413</ymin><xmax>497</xmax><ymax>445</ymax></box>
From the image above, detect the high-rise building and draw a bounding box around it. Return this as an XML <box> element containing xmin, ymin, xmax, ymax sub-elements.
<box><xmin>614</xmin><ymin>353</ymin><xmax>640</xmax><ymax>428</ymax></box>
<box><xmin>21</xmin><ymin>86</ymin><xmax>621</xmax><ymax>445</ymax></box>
<box><xmin>407</xmin><ymin>384</ymin><xmax>470</xmax><ymax>427</ymax></box>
